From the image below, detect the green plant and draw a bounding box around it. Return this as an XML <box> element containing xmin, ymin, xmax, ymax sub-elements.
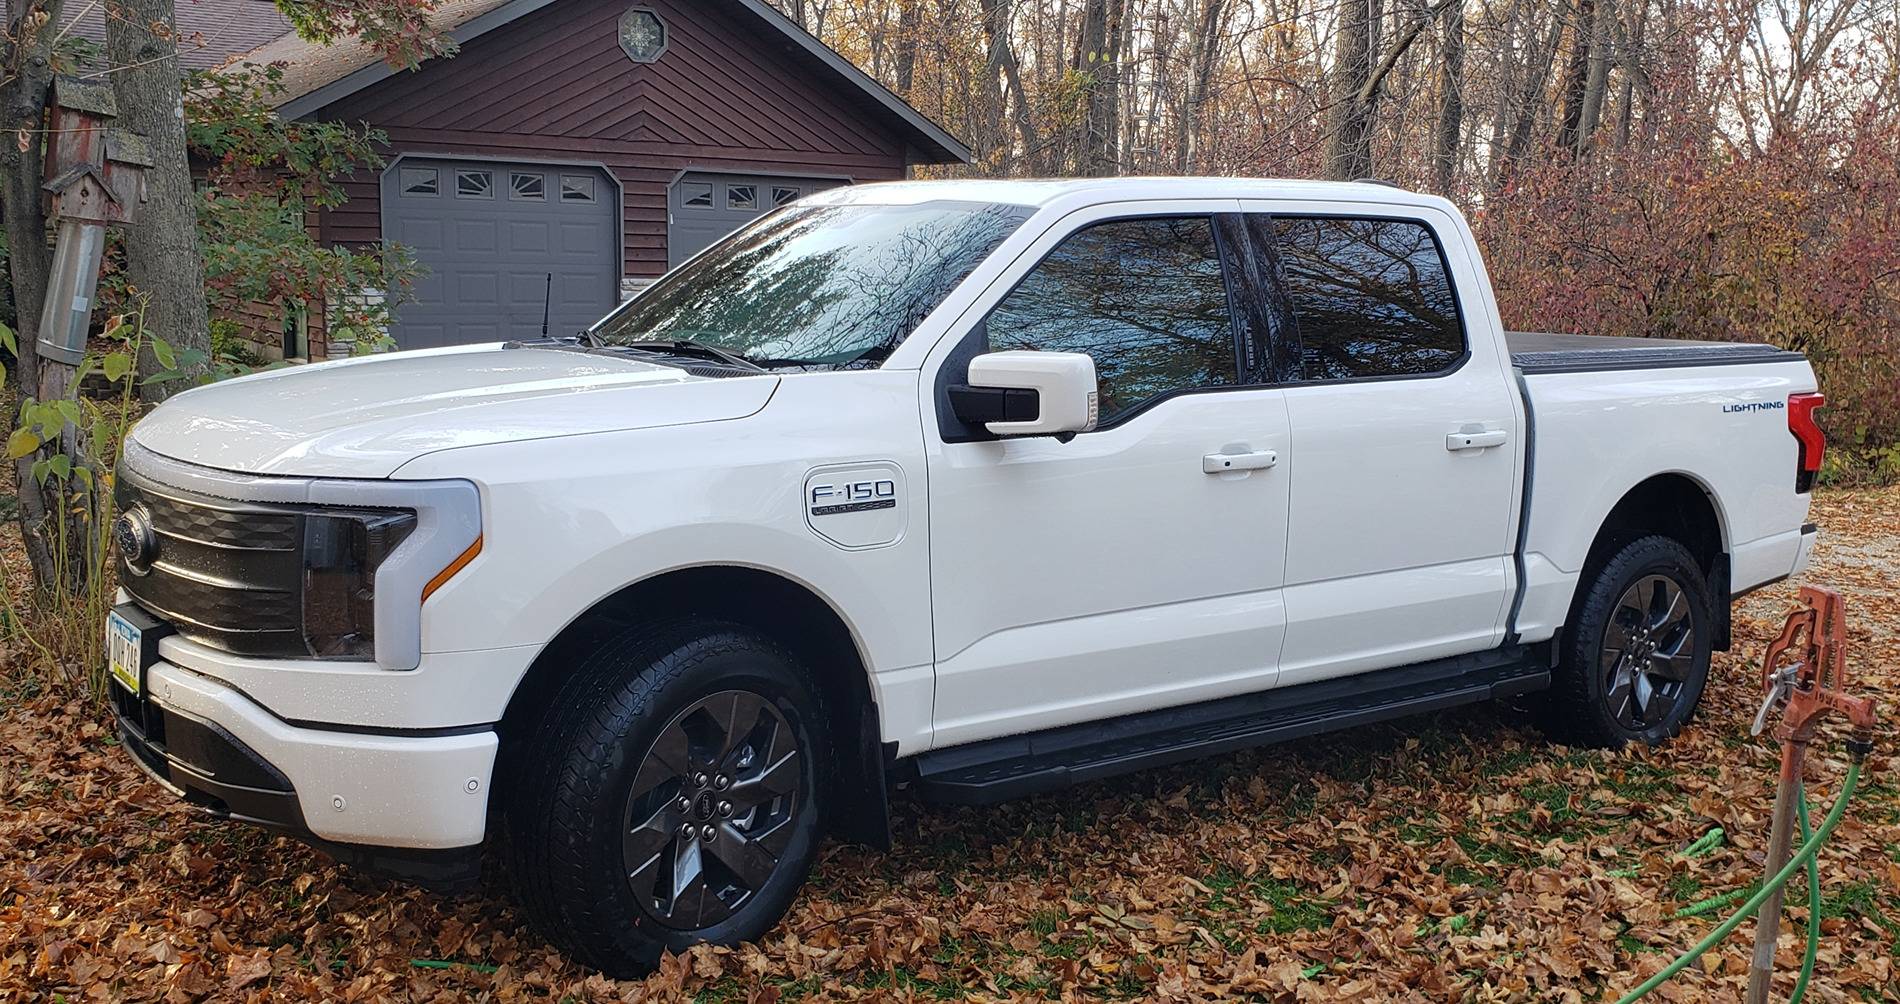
<box><xmin>1</xmin><ymin>306</ymin><xmax>200</xmax><ymax>696</ymax></box>
<box><xmin>184</xmin><ymin>65</ymin><xmax>423</xmax><ymax>360</ymax></box>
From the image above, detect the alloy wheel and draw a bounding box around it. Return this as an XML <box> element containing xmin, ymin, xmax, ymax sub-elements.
<box><xmin>1599</xmin><ymin>573</ymin><xmax>1697</xmax><ymax>730</ymax></box>
<box><xmin>620</xmin><ymin>689</ymin><xmax>803</xmax><ymax>929</ymax></box>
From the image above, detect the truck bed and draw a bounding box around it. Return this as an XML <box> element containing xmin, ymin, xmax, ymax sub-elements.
<box><xmin>1507</xmin><ymin>331</ymin><xmax>1802</xmax><ymax>375</ymax></box>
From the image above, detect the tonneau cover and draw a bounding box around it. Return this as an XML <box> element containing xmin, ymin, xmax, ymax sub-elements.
<box><xmin>1507</xmin><ymin>331</ymin><xmax>1803</xmax><ymax>375</ymax></box>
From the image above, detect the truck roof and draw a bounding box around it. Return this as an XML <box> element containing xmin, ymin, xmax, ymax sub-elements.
<box><xmin>806</xmin><ymin>176</ymin><xmax>1456</xmax><ymax>212</ymax></box>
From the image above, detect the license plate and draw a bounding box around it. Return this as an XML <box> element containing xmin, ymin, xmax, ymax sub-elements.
<box><xmin>107</xmin><ymin>610</ymin><xmax>142</xmax><ymax>695</ymax></box>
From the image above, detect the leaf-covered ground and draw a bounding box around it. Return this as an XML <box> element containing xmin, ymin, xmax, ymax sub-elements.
<box><xmin>4</xmin><ymin>490</ymin><xmax>1899</xmax><ymax>1002</ymax></box>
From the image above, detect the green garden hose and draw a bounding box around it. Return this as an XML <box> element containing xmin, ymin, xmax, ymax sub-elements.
<box><xmin>1788</xmin><ymin>781</ymin><xmax>1819</xmax><ymax>1004</ymax></box>
<box><xmin>1611</xmin><ymin>762</ymin><xmax>1862</xmax><ymax>1004</ymax></box>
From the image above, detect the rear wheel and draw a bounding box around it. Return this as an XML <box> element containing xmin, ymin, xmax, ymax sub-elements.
<box><xmin>1540</xmin><ymin>535</ymin><xmax>1714</xmax><ymax>748</ymax></box>
<box><xmin>506</xmin><ymin>621</ymin><xmax>829</xmax><ymax>976</ymax></box>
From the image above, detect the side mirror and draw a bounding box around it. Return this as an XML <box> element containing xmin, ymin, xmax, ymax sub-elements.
<box><xmin>948</xmin><ymin>351</ymin><xmax>1099</xmax><ymax>437</ymax></box>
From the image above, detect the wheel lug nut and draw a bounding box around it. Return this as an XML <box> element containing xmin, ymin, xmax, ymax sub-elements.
<box><xmin>718</xmin><ymin>801</ymin><xmax>733</xmax><ymax>816</ymax></box>
<box><xmin>700</xmin><ymin>824</ymin><xmax>716</xmax><ymax>840</ymax></box>
<box><xmin>676</xmin><ymin>796</ymin><xmax>691</xmax><ymax>812</ymax></box>
<box><xmin>713</xmin><ymin>774</ymin><xmax>730</xmax><ymax>790</ymax></box>
<box><xmin>692</xmin><ymin>772</ymin><xmax>709</xmax><ymax>787</ymax></box>
<box><xmin>679</xmin><ymin>822</ymin><xmax>696</xmax><ymax>838</ymax></box>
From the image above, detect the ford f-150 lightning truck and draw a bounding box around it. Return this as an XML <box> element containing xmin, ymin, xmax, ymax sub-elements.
<box><xmin>104</xmin><ymin>178</ymin><xmax>1823</xmax><ymax>974</ymax></box>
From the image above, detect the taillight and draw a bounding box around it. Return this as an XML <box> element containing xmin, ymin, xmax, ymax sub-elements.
<box><xmin>1789</xmin><ymin>392</ymin><xmax>1825</xmax><ymax>493</ymax></box>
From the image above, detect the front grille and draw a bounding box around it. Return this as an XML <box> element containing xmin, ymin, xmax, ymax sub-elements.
<box><xmin>114</xmin><ymin>461</ymin><xmax>309</xmax><ymax>657</ymax></box>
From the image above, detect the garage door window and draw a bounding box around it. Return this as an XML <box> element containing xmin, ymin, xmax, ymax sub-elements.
<box><xmin>772</xmin><ymin>186</ymin><xmax>799</xmax><ymax>207</ymax></box>
<box><xmin>559</xmin><ymin>175</ymin><xmax>597</xmax><ymax>203</ymax></box>
<box><xmin>726</xmin><ymin>184</ymin><xmax>757</xmax><ymax>210</ymax></box>
<box><xmin>399</xmin><ymin>167</ymin><xmax>437</xmax><ymax>196</ymax></box>
<box><xmin>678</xmin><ymin>181</ymin><xmax>712</xmax><ymax>208</ymax></box>
<box><xmin>456</xmin><ymin>170</ymin><xmax>492</xmax><ymax>199</ymax></box>
<box><xmin>510</xmin><ymin>172</ymin><xmax>545</xmax><ymax>201</ymax></box>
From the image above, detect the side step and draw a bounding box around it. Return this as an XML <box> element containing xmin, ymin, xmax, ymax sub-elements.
<box><xmin>908</xmin><ymin>645</ymin><xmax>1552</xmax><ymax>805</ymax></box>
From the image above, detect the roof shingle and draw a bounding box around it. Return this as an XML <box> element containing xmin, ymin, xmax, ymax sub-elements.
<box><xmin>2</xmin><ymin>0</ymin><xmax>293</xmax><ymax>71</ymax></box>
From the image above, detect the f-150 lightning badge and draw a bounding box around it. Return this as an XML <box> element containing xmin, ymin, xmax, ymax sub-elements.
<box><xmin>804</xmin><ymin>462</ymin><xmax>905</xmax><ymax>549</ymax></box>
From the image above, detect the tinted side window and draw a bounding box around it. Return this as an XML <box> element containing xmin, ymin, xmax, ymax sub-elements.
<box><xmin>1270</xmin><ymin>216</ymin><xmax>1464</xmax><ymax>380</ymax></box>
<box><xmin>985</xmin><ymin>216</ymin><xmax>1237</xmax><ymax>424</ymax></box>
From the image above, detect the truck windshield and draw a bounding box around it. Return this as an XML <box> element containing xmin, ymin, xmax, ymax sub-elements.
<box><xmin>592</xmin><ymin>201</ymin><xmax>1033</xmax><ymax>370</ymax></box>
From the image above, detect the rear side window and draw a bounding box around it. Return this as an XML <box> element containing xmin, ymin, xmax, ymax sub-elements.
<box><xmin>1270</xmin><ymin>216</ymin><xmax>1464</xmax><ymax>380</ymax></box>
<box><xmin>985</xmin><ymin>216</ymin><xmax>1237</xmax><ymax>424</ymax></box>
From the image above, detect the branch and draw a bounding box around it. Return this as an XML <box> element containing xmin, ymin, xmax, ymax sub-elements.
<box><xmin>1355</xmin><ymin>0</ymin><xmax>1462</xmax><ymax>108</ymax></box>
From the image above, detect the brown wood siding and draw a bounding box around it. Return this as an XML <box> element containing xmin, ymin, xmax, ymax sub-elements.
<box><xmin>313</xmin><ymin>0</ymin><xmax>911</xmax><ymax>279</ymax></box>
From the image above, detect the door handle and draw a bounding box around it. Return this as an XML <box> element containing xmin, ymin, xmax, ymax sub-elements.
<box><xmin>1446</xmin><ymin>429</ymin><xmax>1508</xmax><ymax>451</ymax></box>
<box><xmin>1204</xmin><ymin>449</ymin><xmax>1277</xmax><ymax>473</ymax></box>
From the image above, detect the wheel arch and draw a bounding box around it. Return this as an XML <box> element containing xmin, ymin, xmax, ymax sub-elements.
<box><xmin>1570</xmin><ymin>471</ymin><xmax>1732</xmax><ymax>649</ymax></box>
<box><xmin>494</xmin><ymin>564</ymin><xmax>892</xmax><ymax>848</ymax></box>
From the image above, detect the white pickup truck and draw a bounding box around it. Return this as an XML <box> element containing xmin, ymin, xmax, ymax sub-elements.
<box><xmin>106</xmin><ymin>178</ymin><xmax>1822</xmax><ymax>973</ymax></box>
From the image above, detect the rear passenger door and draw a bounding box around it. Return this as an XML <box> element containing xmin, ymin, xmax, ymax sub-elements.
<box><xmin>1239</xmin><ymin>206</ymin><xmax>1520</xmax><ymax>686</ymax></box>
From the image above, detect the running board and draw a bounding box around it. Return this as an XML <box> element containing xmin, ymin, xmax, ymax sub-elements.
<box><xmin>908</xmin><ymin>645</ymin><xmax>1552</xmax><ymax>805</ymax></box>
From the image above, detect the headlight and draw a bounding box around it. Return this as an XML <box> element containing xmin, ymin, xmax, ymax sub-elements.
<box><xmin>302</xmin><ymin>477</ymin><xmax>482</xmax><ymax>670</ymax></box>
<box><xmin>303</xmin><ymin>509</ymin><xmax>418</xmax><ymax>658</ymax></box>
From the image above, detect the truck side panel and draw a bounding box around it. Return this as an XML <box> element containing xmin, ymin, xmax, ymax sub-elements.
<box><xmin>389</xmin><ymin>371</ymin><xmax>941</xmax><ymax>752</ymax></box>
<box><xmin>1512</xmin><ymin>360</ymin><xmax>1817</xmax><ymax>644</ymax></box>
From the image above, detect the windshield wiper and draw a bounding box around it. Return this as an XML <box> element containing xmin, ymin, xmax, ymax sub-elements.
<box><xmin>504</xmin><ymin>330</ymin><xmax>602</xmax><ymax>350</ymax></box>
<box><xmin>753</xmin><ymin>341</ymin><xmax>897</xmax><ymax>370</ymax></box>
<box><xmin>611</xmin><ymin>339</ymin><xmax>764</xmax><ymax>372</ymax></box>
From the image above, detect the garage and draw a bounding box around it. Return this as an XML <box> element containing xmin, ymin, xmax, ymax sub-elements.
<box><xmin>381</xmin><ymin>157</ymin><xmax>620</xmax><ymax>349</ymax></box>
<box><xmin>667</xmin><ymin>172</ymin><xmax>841</xmax><ymax>268</ymax></box>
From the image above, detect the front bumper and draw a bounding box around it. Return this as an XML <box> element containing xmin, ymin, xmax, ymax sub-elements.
<box><xmin>113</xmin><ymin>660</ymin><xmax>497</xmax><ymax>885</ymax></box>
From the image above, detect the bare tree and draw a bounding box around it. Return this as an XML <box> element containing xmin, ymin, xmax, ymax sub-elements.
<box><xmin>1176</xmin><ymin>0</ymin><xmax>1229</xmax><ymax>172</ymax></box>
<box><xmin>1326</xmin><ymin>0</ymin><xmax>1461</xmax><ymax>180</ymax></box>
<box><xmin>1431</xmin><ymin>0</ymin><xmax>1465</xmax><ymax>194</ymax></box>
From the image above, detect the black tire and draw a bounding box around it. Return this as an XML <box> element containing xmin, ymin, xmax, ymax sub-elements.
<box><xmin>1540</xmin><ymin>535</ymin><xmax>1715</xmax><ymax>748</ymax></box>
<box><xmin>504</xmin><ymin>620</ymin><xmax>831</xmax><ymax>976</ymax></box>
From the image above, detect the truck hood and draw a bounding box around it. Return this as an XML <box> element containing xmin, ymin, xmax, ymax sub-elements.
<box><xmin>128</xmin><ymin>343</ymin><xmax>779</xmax><ymax>478</ymax></box>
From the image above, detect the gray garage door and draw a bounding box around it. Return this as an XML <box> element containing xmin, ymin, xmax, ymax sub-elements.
<box><xmin>383</xmin><ymin>158</ymin><xmax>618</xmax><ymax>349</ymax></box>
<box><xmin>668</xmin><ymin>172</ymin><xmax>841</xmax><ymax>268</ymax></box>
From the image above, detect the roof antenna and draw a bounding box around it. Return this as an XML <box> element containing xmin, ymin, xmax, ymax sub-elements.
<box><xmin>541</xmin><ymin>272</ymin><xmax>553</xmax><ymax>336</ymax></box>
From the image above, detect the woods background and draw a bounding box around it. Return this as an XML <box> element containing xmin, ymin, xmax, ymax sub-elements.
<box><xmin>772</xmin><ymin>0</ymin><xmax>1900</xmax><ymax>474</ymax></box>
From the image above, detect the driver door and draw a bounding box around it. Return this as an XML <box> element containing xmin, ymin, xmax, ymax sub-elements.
<box><xmin>922</xmin><ymin>206</ymin><xmax>1293</xmax><ymax>748</ymax></box>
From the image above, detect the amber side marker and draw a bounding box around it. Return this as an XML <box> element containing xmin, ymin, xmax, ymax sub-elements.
<box><xmin>423</xmin><ymin>536</ymin><xmax>483</xmax><ymax>602</ymax></box>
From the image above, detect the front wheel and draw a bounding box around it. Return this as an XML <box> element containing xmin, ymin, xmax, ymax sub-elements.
<box><xmin>505</xmin><ymin>621</ymin><xmax>830</xmax><ymax>976</ymax></box>
<box><xmin>1540</xmin><ymin>535</ymin><xmax>1715</xmax><ymax>748</ymax></box>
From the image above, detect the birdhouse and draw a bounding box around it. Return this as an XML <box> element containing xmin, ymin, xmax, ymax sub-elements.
<box><xmin>34</xmin><ymin>75</ymin><xmax>151</xmax><ymax>365</ymax></box>
<box><xmin>43</xmin><ymin>163</ymin><xmax>118</xmax><ymax>224</ymax></box>
<box><xmin>43</xmin><ymin>77</ymin><xmax>114</xmax><ymax>183</ymax></box>
<box><xmin>40</xmin><ymin>76</ymin><xmax>147</xmax><ymax>224</ymax></box>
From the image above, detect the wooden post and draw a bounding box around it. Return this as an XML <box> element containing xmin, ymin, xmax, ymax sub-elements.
<box><xmin>23</xmin><ymin>76</ymin><xmax>149</xmax><ymax>593</ymax></box>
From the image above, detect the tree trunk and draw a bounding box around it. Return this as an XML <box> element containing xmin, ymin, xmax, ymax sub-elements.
<box><xmin>1556</xmin><ymin>0</ymin><xmax>1596</xmax><ymax>155</ymax></box>
<box><xmin>2</xmin><ymin>0</ymin><xmax>63</xmax><ymax>588</ymax></box>
<box><xmin>1176</xmin><ymin>0</ymin><xmax>1227</xmax><ymax>173</ymax></box>
<box><xmin>1325</xmin><ymin>0</ymin><xmax>1381</xmax><ymax>180</ymax></box>
<box><xmin>1072</xmin><ymin>0</ymin><xmax>1117</xmax><ymax>175</ymax></box>
<box><xmin>894</xmin><ymin>0</ymin><xmax>920</xmax><ymax>96</ymax></box>
<box><xmin>106</xmin><ymin>0</ymin><xmax>211</xmax><ymax>396</ymax></box>
<box><xmin>1495</xmin><ymin>10</ymin><xmax>1561</xmax><ymax>188</ymax></box>
<box><xmin>1431</xmin><ymin>0</ymin><xmax>1464</xmax><ymax>196</ymax></box>
<box><xmin>978</xmin><ymin>0</ymin><xmax>1037</xmax><ymax>173</ymax></box>
<box><xmin>1576</xmin><ymin>0</ymin><xmax>1613</xmax><ymax>151</ymax></box>
<box><xmin>1614</xmin><ymin>2</ymin><xmax>1646</xmax><ymax>148</ymax></box>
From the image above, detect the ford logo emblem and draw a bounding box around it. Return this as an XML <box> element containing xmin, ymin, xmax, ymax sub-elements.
<box><xmin>114</xmin><ymin>506</ymin><xmax>158</xmax><ymax>574</ymax></box>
